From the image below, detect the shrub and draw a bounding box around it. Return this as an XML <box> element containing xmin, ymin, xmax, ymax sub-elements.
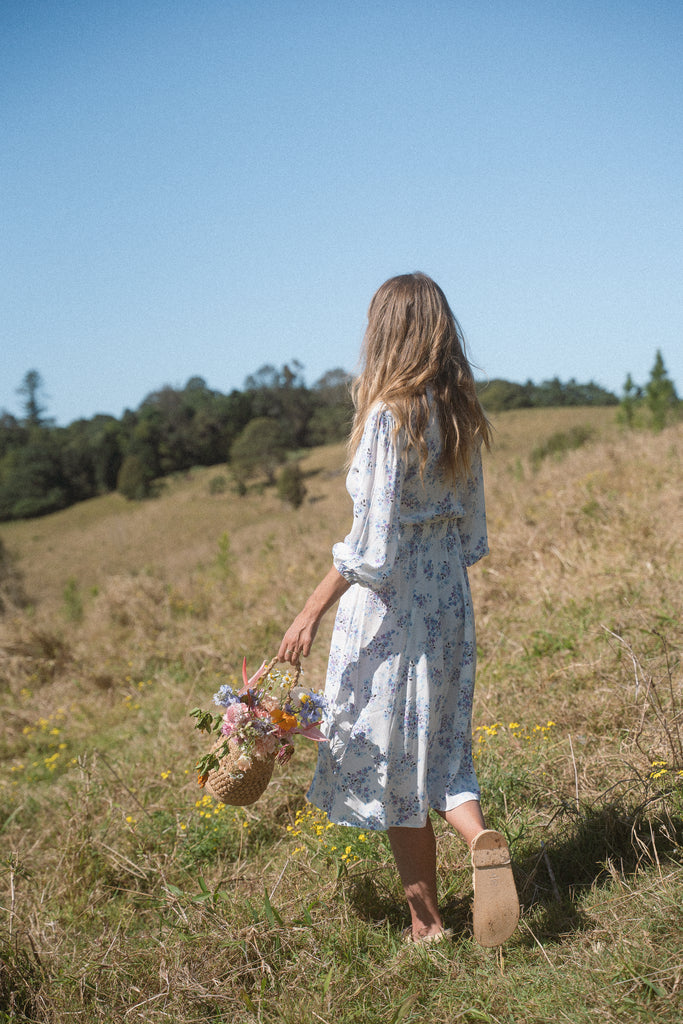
<box><xmin>531</xmin><ymin>425</ymin><xmax>594</xmax><ymax>468</ymax></box>
<box><xmin>208</xmin><ymin>474</ymin><xmax>227</xmax><ymax>495</ymax></box>
<box><xmin>117</xmin><ymin>454</ymin><xmax>154</xmax><ymax>500</ymax></box>
<box><xmin>0</xmin><ymin>537</ymin><xmax>28</xmax><ymax>612</ymax></box>
<box><xmin>277</xmin><ymin>462</ymin><xmax>307</xmax><ymax>508</ymax></box>
<box><xmin>62</xmin><ymin>577</ymin><xmax>84</xmax><ymax>623</ymax></box>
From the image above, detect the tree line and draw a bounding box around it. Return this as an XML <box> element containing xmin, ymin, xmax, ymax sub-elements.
<box><xmin>477</xmin><ymin>376</ymin><xmax>618</xmax><ymax>411</ymax></box>
<box><xmin>1</xmin><ymin>357</ymin><xmax>674</xmax><ymax>523</ymax></box>
<box><xmin>0</xmin><ymin>364</ymin><xmax>352</xmax><ymax>520</ymax></box>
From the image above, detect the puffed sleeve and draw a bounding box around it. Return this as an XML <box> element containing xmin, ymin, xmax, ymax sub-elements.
<box><xmin>332</xmin><ymin>407</ymin><xmax>404</xmax><ymax>587</ymax></box>
<box><xmin>456</xmin><ymin>443</ymin><xmax>489</xmax><ymax>567</ymax></box>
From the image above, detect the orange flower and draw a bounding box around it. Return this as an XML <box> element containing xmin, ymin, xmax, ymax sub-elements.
<box><xmin>271</xmin><ymin>707</ymin><xmax>298</xmax><ymax>733</ymax></box>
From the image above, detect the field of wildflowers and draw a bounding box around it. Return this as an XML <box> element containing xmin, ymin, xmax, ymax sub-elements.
<box><xmin>1</xmin><ymin>407</ymin><xmax>682</xmax><ymax>1022</ymax></box>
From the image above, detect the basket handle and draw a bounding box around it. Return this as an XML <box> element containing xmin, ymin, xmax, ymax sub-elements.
<box><xmin>258</xmin><ymin>655</ymin><xmax>302</xmax><ymax>698</ymax></box>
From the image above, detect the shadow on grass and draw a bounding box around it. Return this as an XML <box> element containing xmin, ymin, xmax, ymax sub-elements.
<box><xmin>342</xmin><ymin>791</ymin><xmax>683</xmax><ymax>945</ymax></box>
<box><xmin>0</xmin><ymin>941</ymin><xmax>43</xmax><ymax>1022</ymax></box>
<box><xmin>345</xmin><ymin>871</ymin><xmax>408</xmax><ymax>931</ymax></box>
<box><xmin>514</xmin><ymin>793</ymin><xmax>683</xmax><ymax>942</ymax></box>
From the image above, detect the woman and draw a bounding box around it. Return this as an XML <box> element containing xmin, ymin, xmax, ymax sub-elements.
<box><xmin>278</xmin><ymin>273</ymin><xmax>519</xmax><ymax>946</ymax></box>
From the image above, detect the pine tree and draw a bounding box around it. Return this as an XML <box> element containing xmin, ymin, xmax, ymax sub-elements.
<box><xmin>645</xmin><ymin>350</ymin><xmax>679</xmax><ymax>431</ymax></box>
<box><xmin>619</xmin><ymin>373</ymin><xmax>639</xmax><ymax>427</ymax></box>
<box><xmin>16</xmin><ymin>370</ymin><xmax>47</xmax><ymax>427</ymax></box>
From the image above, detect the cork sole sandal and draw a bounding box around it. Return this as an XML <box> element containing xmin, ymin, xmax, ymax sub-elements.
<box><xmin>471</xmin><ymin>830</ymin><xmax>520</xmax><ymax>947</ymax></box>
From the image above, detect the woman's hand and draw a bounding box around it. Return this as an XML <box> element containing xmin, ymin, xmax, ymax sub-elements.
<box><xmin>278</xmin><ymin>610</ymin><xmax>321</xmax><ymax>665</ymax></box>
<box><xmin>277</xmin><ymin>566</ymin><xmax>351</xmax><ymax>665</ymax></box>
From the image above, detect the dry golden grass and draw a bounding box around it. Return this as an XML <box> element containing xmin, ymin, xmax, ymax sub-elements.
<box><xmin>0</xmin><ymin>448</ymin><xmax>345</xmax><ymax>610</ymax></box>
<box><xmin>0</xmin><ymin>407</ymin><xmax>617</xmax><ymax>609</ymax></box>
<box><xmin>1</xmin><ymin>406</ymin><xmax>682</xmax><ymax>1023</ymax></box>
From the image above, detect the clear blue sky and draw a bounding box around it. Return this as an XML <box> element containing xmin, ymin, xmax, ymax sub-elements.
<box><xmin>2</xmin><ymin>0</ymin><xmax>681</xmax><ymax>425</ymax></box>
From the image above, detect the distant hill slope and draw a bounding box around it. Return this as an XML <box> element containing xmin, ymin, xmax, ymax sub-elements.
<box><xmin>0</xmin><ymin>371</ymin><xmax>620</xmax><ymax>523</ymax></box>
<box><xmin>1</xmin><ymin>405</ymin><xmax>617</xmax><ymax>616</ymax></box>
<box><xmin>1</xmin><ymin>407</ymin><xmax>624</xmax><ymax>612</ymax></box>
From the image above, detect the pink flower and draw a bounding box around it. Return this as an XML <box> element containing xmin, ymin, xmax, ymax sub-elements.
<box><xmin>221</xmin><ymin>702</ymin><xmax>251</xmax><ymax>737</ymax></box>
<box><xmin>253</xmin><ymin>734</ymin><xmax>279</xmax><ymax>758</ymax></box>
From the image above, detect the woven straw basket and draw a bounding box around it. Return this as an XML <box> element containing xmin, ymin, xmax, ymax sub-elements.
<box><xmin>202</xmin><ymin>658</ymin><xmax>297</xmax><ymax>806</ymax></box>
<box><xmin>204</xmin><ymin>739</ymin><xmax>276</xmax><ymax>806</ymax></box>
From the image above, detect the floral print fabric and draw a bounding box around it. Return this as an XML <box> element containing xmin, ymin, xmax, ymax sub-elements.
<box><xmin>307</xmin><ymin>404</ymin><xmax>489</xmax><ymax>830</ymax></box>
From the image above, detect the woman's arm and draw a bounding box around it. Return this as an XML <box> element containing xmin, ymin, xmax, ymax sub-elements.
<box><xmin>278</xmin><ymin>565</ymin><xmax>350</xmax><ymax>664</ymax></box>
<box><xmin>279</xmin><ymin>408</ymin><xmax>402</xmax><ymax>666</ymax></box>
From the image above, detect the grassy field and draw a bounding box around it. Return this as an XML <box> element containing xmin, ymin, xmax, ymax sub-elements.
<box><xmin>1</xmin><ymin>406</ymin><xmax>682</xmax><ymax>1023</ymax></box>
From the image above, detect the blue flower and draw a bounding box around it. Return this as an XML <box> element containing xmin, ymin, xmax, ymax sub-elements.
<box><xmin>214</xmin><ymin>684</ymin><xmax>240</xmax><ymax>708</ymax></box>
<box><xmin>295</xmin><ymin>691</ymin><xmax>326</xmax><ymax>728</ymax></box>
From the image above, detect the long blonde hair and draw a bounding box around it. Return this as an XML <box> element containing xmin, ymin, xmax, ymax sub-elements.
<box><xmin>349</xmin><ymin>272</ymin><xmax>491</xmax><ymax>481</ymax></box>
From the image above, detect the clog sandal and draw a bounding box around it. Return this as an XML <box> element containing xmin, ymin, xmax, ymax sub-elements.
<box><xmin>471</xmin><ymin>829</ymin><xmax>520</xmax><ymax>947</ymax></box>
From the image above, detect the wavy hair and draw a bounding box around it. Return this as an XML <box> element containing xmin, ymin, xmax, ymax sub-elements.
<box><xmin>349</xmin><ymin>273</ymin><xmax>491</xmax><ymax>481</ymax></box>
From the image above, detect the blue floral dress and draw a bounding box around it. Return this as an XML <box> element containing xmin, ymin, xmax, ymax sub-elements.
<box><xmin>307</xmin><ymin>403</ymin><xmax>489</xmax><ymax>830</ymax></box>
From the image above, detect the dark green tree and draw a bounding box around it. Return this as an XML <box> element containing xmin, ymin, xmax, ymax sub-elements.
<box><xmin>117</xmin><ymin>453</ymin><xmax>155</xmax><ymax>500</ymax></box>
<box><xmin>618</xmin><ymin>373</ymin><xmax>640</xmax><ymax>427</ymax></box>
<box><xmin>308</xmin><ymin>369</ymin><xmax>353</xmax><ymax>443</ymax></box>
<box><xmin>477</xmin><ymin>379</ymin><xmax>533</xmax><ymax>412</ymax></box>
<box><xmin>645</xmin><ymin>350</ymin><xmax>679</xmax><ymax>431</ymax></box>
<box><xmin>230</xmin><ymin>417</ymin><xmax>289</xmax><ymax>486</ymax></box>
<box><xmin>126</xmin><ymin>410</ymin><xmax>162</xmax><ymax>481</ymax></box>
<box><xmin>58</xmin><ymin>421</ymin><xmax>98</xmax><ymax>503</ymax></box>
<box><xmin>135</xmin><ymin>392</ymin><xmax>184</xmax><ymax>475</ymax></box>
<box><xmin>0</xmin><ymin>432</ymin><xmax>68</xmax><ymax>520</ymax></box>
<box><xmin>89</xmin><ymin>417</ymin><xmax>124</xmax><ymax>492</ymax></box>
<box><xmin>0</xmin><ymin>412</ymin><xmax>26</xmax><ymax>460</ymax></box>
<box><xmin>16</xmin><ymin>370</ymin><xmax>48</xmax><ymax>427</ymax></box>
<box><xmin>244</xmin><ymin>362</ymin><xmax>311</xmax><ymax>447</ymax></box>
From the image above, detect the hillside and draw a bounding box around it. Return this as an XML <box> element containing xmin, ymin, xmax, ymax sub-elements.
<box><xmin>0</xmin><ymin>367</ymin><xmax>621</xmax><ymax>523</ymax></box>
<box><xmin>1</xmin><ymin>406</ymin><xmax>682</xmax><ymax>1023</ymax></box>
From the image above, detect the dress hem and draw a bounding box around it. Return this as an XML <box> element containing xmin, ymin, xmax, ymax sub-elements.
<box><xmin>306</xmin><ymin>789</ymin><xmax>481</xmax><ymax>832</ymax></box>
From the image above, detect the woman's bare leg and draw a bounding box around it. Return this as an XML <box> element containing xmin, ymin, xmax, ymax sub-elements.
<box><xmin>388</xmin><ymin>802</ymin><xmax>488</xmax><ymax>940</ymax></box>
<box><xmin>438</xmin><ymin>799</ymin><xmax>520</xmax><ymax>946</ymax></box>
<box><xmin>436</xmin><ymin>798</ymin><xmax>486</xmax><ymax>846</ymax></box>
<box><xmin>387</xmin><ymin>818</ymin><xmax>445</xmax><ymax>939</ymax></box>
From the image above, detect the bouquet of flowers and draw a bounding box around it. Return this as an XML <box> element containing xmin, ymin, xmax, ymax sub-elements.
<box><xmin>190</xmin><ymin>655</ymin><xmax>327</xmax><ymax>806</ymax></box>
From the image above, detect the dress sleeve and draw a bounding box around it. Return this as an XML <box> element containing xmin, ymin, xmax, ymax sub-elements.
<box><xmin>456</xmin><ymin>443</ymin><xmax>489</xmax><ymax>567</ymax></box>
<box><xmin>332</xmin><ymin>408</ymin><xmax>404</xmax><ymax>587</ymax></box>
